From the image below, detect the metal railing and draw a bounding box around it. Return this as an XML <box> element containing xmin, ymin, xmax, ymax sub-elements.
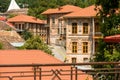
<box><xmin>0</xmin><ymin>62</ymin><xmax>120</xmax><ymax>80</ymax></box>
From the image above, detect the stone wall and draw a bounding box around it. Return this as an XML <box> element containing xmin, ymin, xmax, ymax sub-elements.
<box><xmin>0</xmin><ymin>31</ymin><xmax>24</xmax><ymax>42</ymax></box>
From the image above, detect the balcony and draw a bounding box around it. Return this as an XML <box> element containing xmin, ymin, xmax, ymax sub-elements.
<box><xmin>0</xmin><ymin>62</ymin><xmax>120</xmax><ymax>80</ymax></box>
<box><xmin>93</xmin><ymin>32</ymin><xmax>103</xmax><ymax>39</ymax></box>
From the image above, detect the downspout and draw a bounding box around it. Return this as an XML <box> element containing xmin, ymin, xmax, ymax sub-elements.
<box><xmin>92</xmin><ymin>18</ymin><xmax>95</xmax><ymax>58</ymax></box>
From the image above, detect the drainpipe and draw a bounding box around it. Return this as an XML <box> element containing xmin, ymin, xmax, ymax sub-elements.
<box><xmin>92</xmin><ymin>18</ymin><xmax>95</xmax><ymax>58</ymax></box>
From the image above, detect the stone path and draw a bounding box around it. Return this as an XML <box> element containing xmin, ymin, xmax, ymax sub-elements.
<box><xmin>49</xmin><ymin>44</ymin><xmax>66</xmax><ymax>62</ymax></box>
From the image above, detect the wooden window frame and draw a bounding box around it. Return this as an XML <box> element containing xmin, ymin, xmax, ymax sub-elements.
<box><xmin>52</xmin><ymin>17</ymin><xmax>55</xmax><ymax>23</ymax></box>
<box><xmin>82</xmin><ymin>42</ymin><xmax>88</xmax><ymax>54</ymax></box>
<box><xmin>83</xmin><ymin>23</ymin><xmax>88</xmax><ymax>34</ymax></box>
<box><xmin>72</xmin><ymin>23</ymin><xmax>77</xmax><ymax>34</ymax></box>
<box><xmin>72</xmin><ymin>57</ymin><xmax>77</xmax><ymax>63</ymax></box>
<box><xmin>95</xmin><ymin>23</ymin><xmax>100</xmax><ymax>32</ymax></box>
<box><xmin>72</xmin><ymin>42</ymin><xmax>77</xmax><ymax>53</ymax></box>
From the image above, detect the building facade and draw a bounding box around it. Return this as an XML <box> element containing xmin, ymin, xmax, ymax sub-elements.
<box><xmin>63</xmin><ymin>5</ymin><xmax>102</xmax><ymax>63</ymax></box>
<box><xmin>64</xmin><ymin>18</ymin><xmax>101</xmax><ymax>63</ymax></box>
<box><xmin>42</xmin><ymin>5</ymin><xmax>102</xmax><ymax>63</ymax></box>
<box><xmin>8</xmin><ymin>15</ymin><xmax>49</xmax><ymax>43</ymax></box>
<box><xmin>42</xmin><ymin>5</ymin><xmax>82</xmax><ymax>46</ymax></box>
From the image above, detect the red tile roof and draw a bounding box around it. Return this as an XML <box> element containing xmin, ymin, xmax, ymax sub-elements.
<box><xmin>0</xmin><ymin>50</ymin><xmax>62</xmax><ymax>64</ymax></box>
<box><xmin>64</xmin><ymin>5</ymin><xmax>99</xmax><ymax>18</ymax></box>
<box><xmin>0</xmin><ymin>16</ymin><xmax>6</xmax><ymax>21</ymax></box>
<box><xmin>0</xmin><ymin>50</ymin><xmax>93</xmax><ymax>80</ymax></box>
<box><xmin>42</xmin><ymin>5</ymin><xmax>82</xmax><ymax>15</ymax></box>
<box><xmin>5</xmin><ymin>21</ymin><xmax>17</xmax><ymax>30</ymax></box>
<box><xmin>8</xmin><ymin>14</ymin><xmax>46</xmax><ymax>24</ymax></box>
<box><xmin>104</xmin><ymin>34</ymin><xmax>120</xmax><ymax>43</ymax></box>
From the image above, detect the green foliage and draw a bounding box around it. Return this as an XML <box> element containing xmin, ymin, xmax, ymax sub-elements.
<box><xmin>0</xmin><ymin>42</ymin><xmax>3</xmax><ymax>49</ymax></box>
<box><xmin>0</xmin><ymin>0</ymin><xmax>10</xmax><ymax>12</ymax></box>
<box><xmin>7</xmin><ymin>14</ymin><xmax>17</xmax><ymax>18</ymax></box>
<box><xmin>96</xmin><ymin>0</ymin><xmax>119</xmax><ymax>16</ymax></box>
<box><xmin>21</xmin><ymin>30</ymin><xmax>33</xmax><ymax>40</ymax></box>
<box><xmin>74</xmin><ymin>0</ymin><xmax>96</xmax><ymax>8</ymax></box>
<box><xmin>93</xmin><ymin>0</ymin><xmax>120</xmax><ymax>62</ymax></box>
<box><xmin>93</xmin><ymin>0</ymin><xmax>120</xmax><ymax>79</ymax></box>
<box><xmin>0</xmin><ymin>0</ymin><xmax>96</xmax><ymax>19</ymax></box>
<box><xmin>93</xmin><ymin>40</ymin><xmax>120</xmax><ymax>79</ymax></box>
<box><xmin>27</xmin><ymin>0</ymin><xmax>96</xmax><ymax>19</ymax></box>
<box><xmin>94</xmin><ymin>40</ymin><xmax>120</xmax><ymax>67</ymax></box>
<box><xmin>22</xmin><ymin>36</ymin><xmax>52</xmax><ymax>55</ymax></box>
<box><xmin>100</xmin><ymin>14</ymin><xmax>120</xmax><ymax>36</ymax></box>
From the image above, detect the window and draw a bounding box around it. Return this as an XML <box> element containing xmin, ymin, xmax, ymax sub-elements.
<box><xmin>52</xmin><ymin>17</ymin><xmax>55</xmax><ymax>23</ymax></box>
<box><xmin>22</xmin><ymin>24</ymin><xmax>25</xmax><ymax>30</ymax></box>
<box><xmin>95</xmin><ymin>23</ymin><xmax>100</xmax><ymax>32</ymax></box>
<box><xmin>58</xmin><ymin>28</ymin><xmax>60</xmax><ymax>34</ymax></box>
<box><xmin>83</xmin><ymin>23</ymin><xmax>88</xmax><ymax>34</ymax></box>
<box><xmin>72</xmin><ymin>57</ymin><xmax>76</xmax><ymax>63</ymax></box>
<box><xmin>83</xmin><ymin>58</ymin><xmax>89</xmax><ymax>62</ymax></box>
<box><xmin>72</xmin><ymin>23</ymin><xmax>77</xmax><ymax>34</ymax></box>
<box><xmin>47</xmin><ymin>17</ymin><xmax>50</xmax><ymax>24</ymax></box>
<box><xmin>64</xmin><ymin>28</ymin><xmax>66</xmax><ymax>34</ymax></box>
<box><xmin>58</xmin><ymin>20</ymin><xmax>62</xmax><ymax>34</ymax></box>
<box><xmin>18</xmin><ymin>24</ymin><xmax>21</xmax><ymax>30</ymax></box>
<box><xmin>72</xmin><ymin>42</ymin><xmax>77</xmax><ymax>53</ymax></box>
<box><xmin>95</xmin><ymin>41</ymin><xmax>98</xmax><ymax>53</ymax></box>
<box><xmin>83</xmin><ymin>42</ymin><xmax>88</xmax><ymax>54</ymax></box>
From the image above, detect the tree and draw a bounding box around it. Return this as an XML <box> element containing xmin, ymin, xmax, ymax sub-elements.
<box><xmin>93</xmin><ymin>0</ymin><xmax>120</xmax><ymax>62</ymax></box>
<box><xmin>21</xmin><ymin>36</ymin><xmax>52</xmax><ymax>55</ymax></box>
<box><xmin>21</xmin><ymin>30</ymin><xmax>33</xmax><ymax>40</ymax></box>
<box><xmin>27</xmin><ymin>0</ymin><xmax>96</xmax><ymax>19</ymax></box>
<box><xmin>0</xmin><ymin>42</ymin><xmax>3</xmax><ymax>49</ymax></box>
<box><xmin>92</xmin><ymin>0</ymin><xmax>120</xmax><ymax>79</ymax></box>
<box><xmin>0</xmin><ymin>0</ymin><xmax>95</xmax><ymax>18</ymax></box>
<box><xmin>0</xmin><ymin>0</ymin><xmax>9</xmax><ymax>12</ymax></box>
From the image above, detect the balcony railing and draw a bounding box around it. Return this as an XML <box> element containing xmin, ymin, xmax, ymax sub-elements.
<box><xmin>0</xmin><ymin>62</ymin><xmax>120</xmax><ymax>80</ymax></box>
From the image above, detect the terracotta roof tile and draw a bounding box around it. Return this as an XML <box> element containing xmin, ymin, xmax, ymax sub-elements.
<box><xmin>0</xmin><ymin>50</ymin><xmax>93</xmax><ymax>80</ymax></box>
<box><xmin>5</xmin><ymin>21</ymin><xmax>17</xmax><ymax>30</ymax></box>
<box><xmin>42</xmin><ymin>5</ymin><xmax>82</xmax><ymax>15</ymax></box>
<box><xmin>8</xmin><ymin>14</ymin><xmax>46</xmax><ymax>24</ymax></box>
<box><xmin>0</xmin><ymin>16</ymin><xmax>6</xmax><ymax>21</ymax></box>
<box><xmin>64</xmin><ymin>5</ymin><xmax>99</xmax><ymax>18</ymax></box>
<box><xmin>0</xmin><ymin>50</ymin><xmax>62</xmax><ymax>64</ymax></box>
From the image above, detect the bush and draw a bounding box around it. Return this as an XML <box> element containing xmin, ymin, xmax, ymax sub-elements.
<box><xmin>0</xmin><ymin>42</ymin><xmax>3</xmax><ymax>49</ymax></box>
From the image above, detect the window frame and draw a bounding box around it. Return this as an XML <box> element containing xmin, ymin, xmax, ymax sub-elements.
<box><xmin>52</xmin><ymin>17</ymin><xmax>55</xmax><ymax>23</ymax></box>
<box><xmin>72</xmin><ymin>57</ymin><xmax>77</xmax><ymax>63</ymax></box>
<box><xmin>72</xmin><ymin>23</ymin><xmax>77</xmax><ymax>34</ymax></box>
<box><xmin>82</xmin><ymin>42</ymin><xmax>88</xmax><ymax>54</ymax></box>
<box><xmin>72</xmin><ymin>42</ymin><xmax>78</xmax><ymax>53</ymax></box>
<box><xmin>83</xmin><ymin>23</ymin><xmax>88</xmax><ymax>34</ymax></box>
<box><xmin>95</xmin><ymin>23</ymin><xmax>100</xmax><ymax>32</ymax></box>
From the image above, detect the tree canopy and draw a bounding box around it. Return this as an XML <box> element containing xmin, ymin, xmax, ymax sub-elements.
<box><xmin>93</xmin><ymin>0</ymin><xmax>120</xmax><ymax>63</ymax></box>
<box><xmin>0</xmin><ymin>0</ymin><xmax>96</xmax><ymax>19</ymax></box>
<box><xmin>21</xmin><ymin>36</ymin><xmax>52</xmax><ymax>55</ymax></box>
<box><xmin>0</xmin><ymin>42</ymin><xmax>3</xmax><ymax>49</ymax></box>
<box><xmin>21</xmin><ymin>30</ymin><xmax>33</xmax><ymax>40</ymax></box>
<box><xmin>0</xmin><ymin>0</ymin><xmax>10</xmax><ymax>12</ymax></box>
<box><xmin>93</xmin><ymin>0</ymin><xmax>120</xmax><ymax>79</ymax></box>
